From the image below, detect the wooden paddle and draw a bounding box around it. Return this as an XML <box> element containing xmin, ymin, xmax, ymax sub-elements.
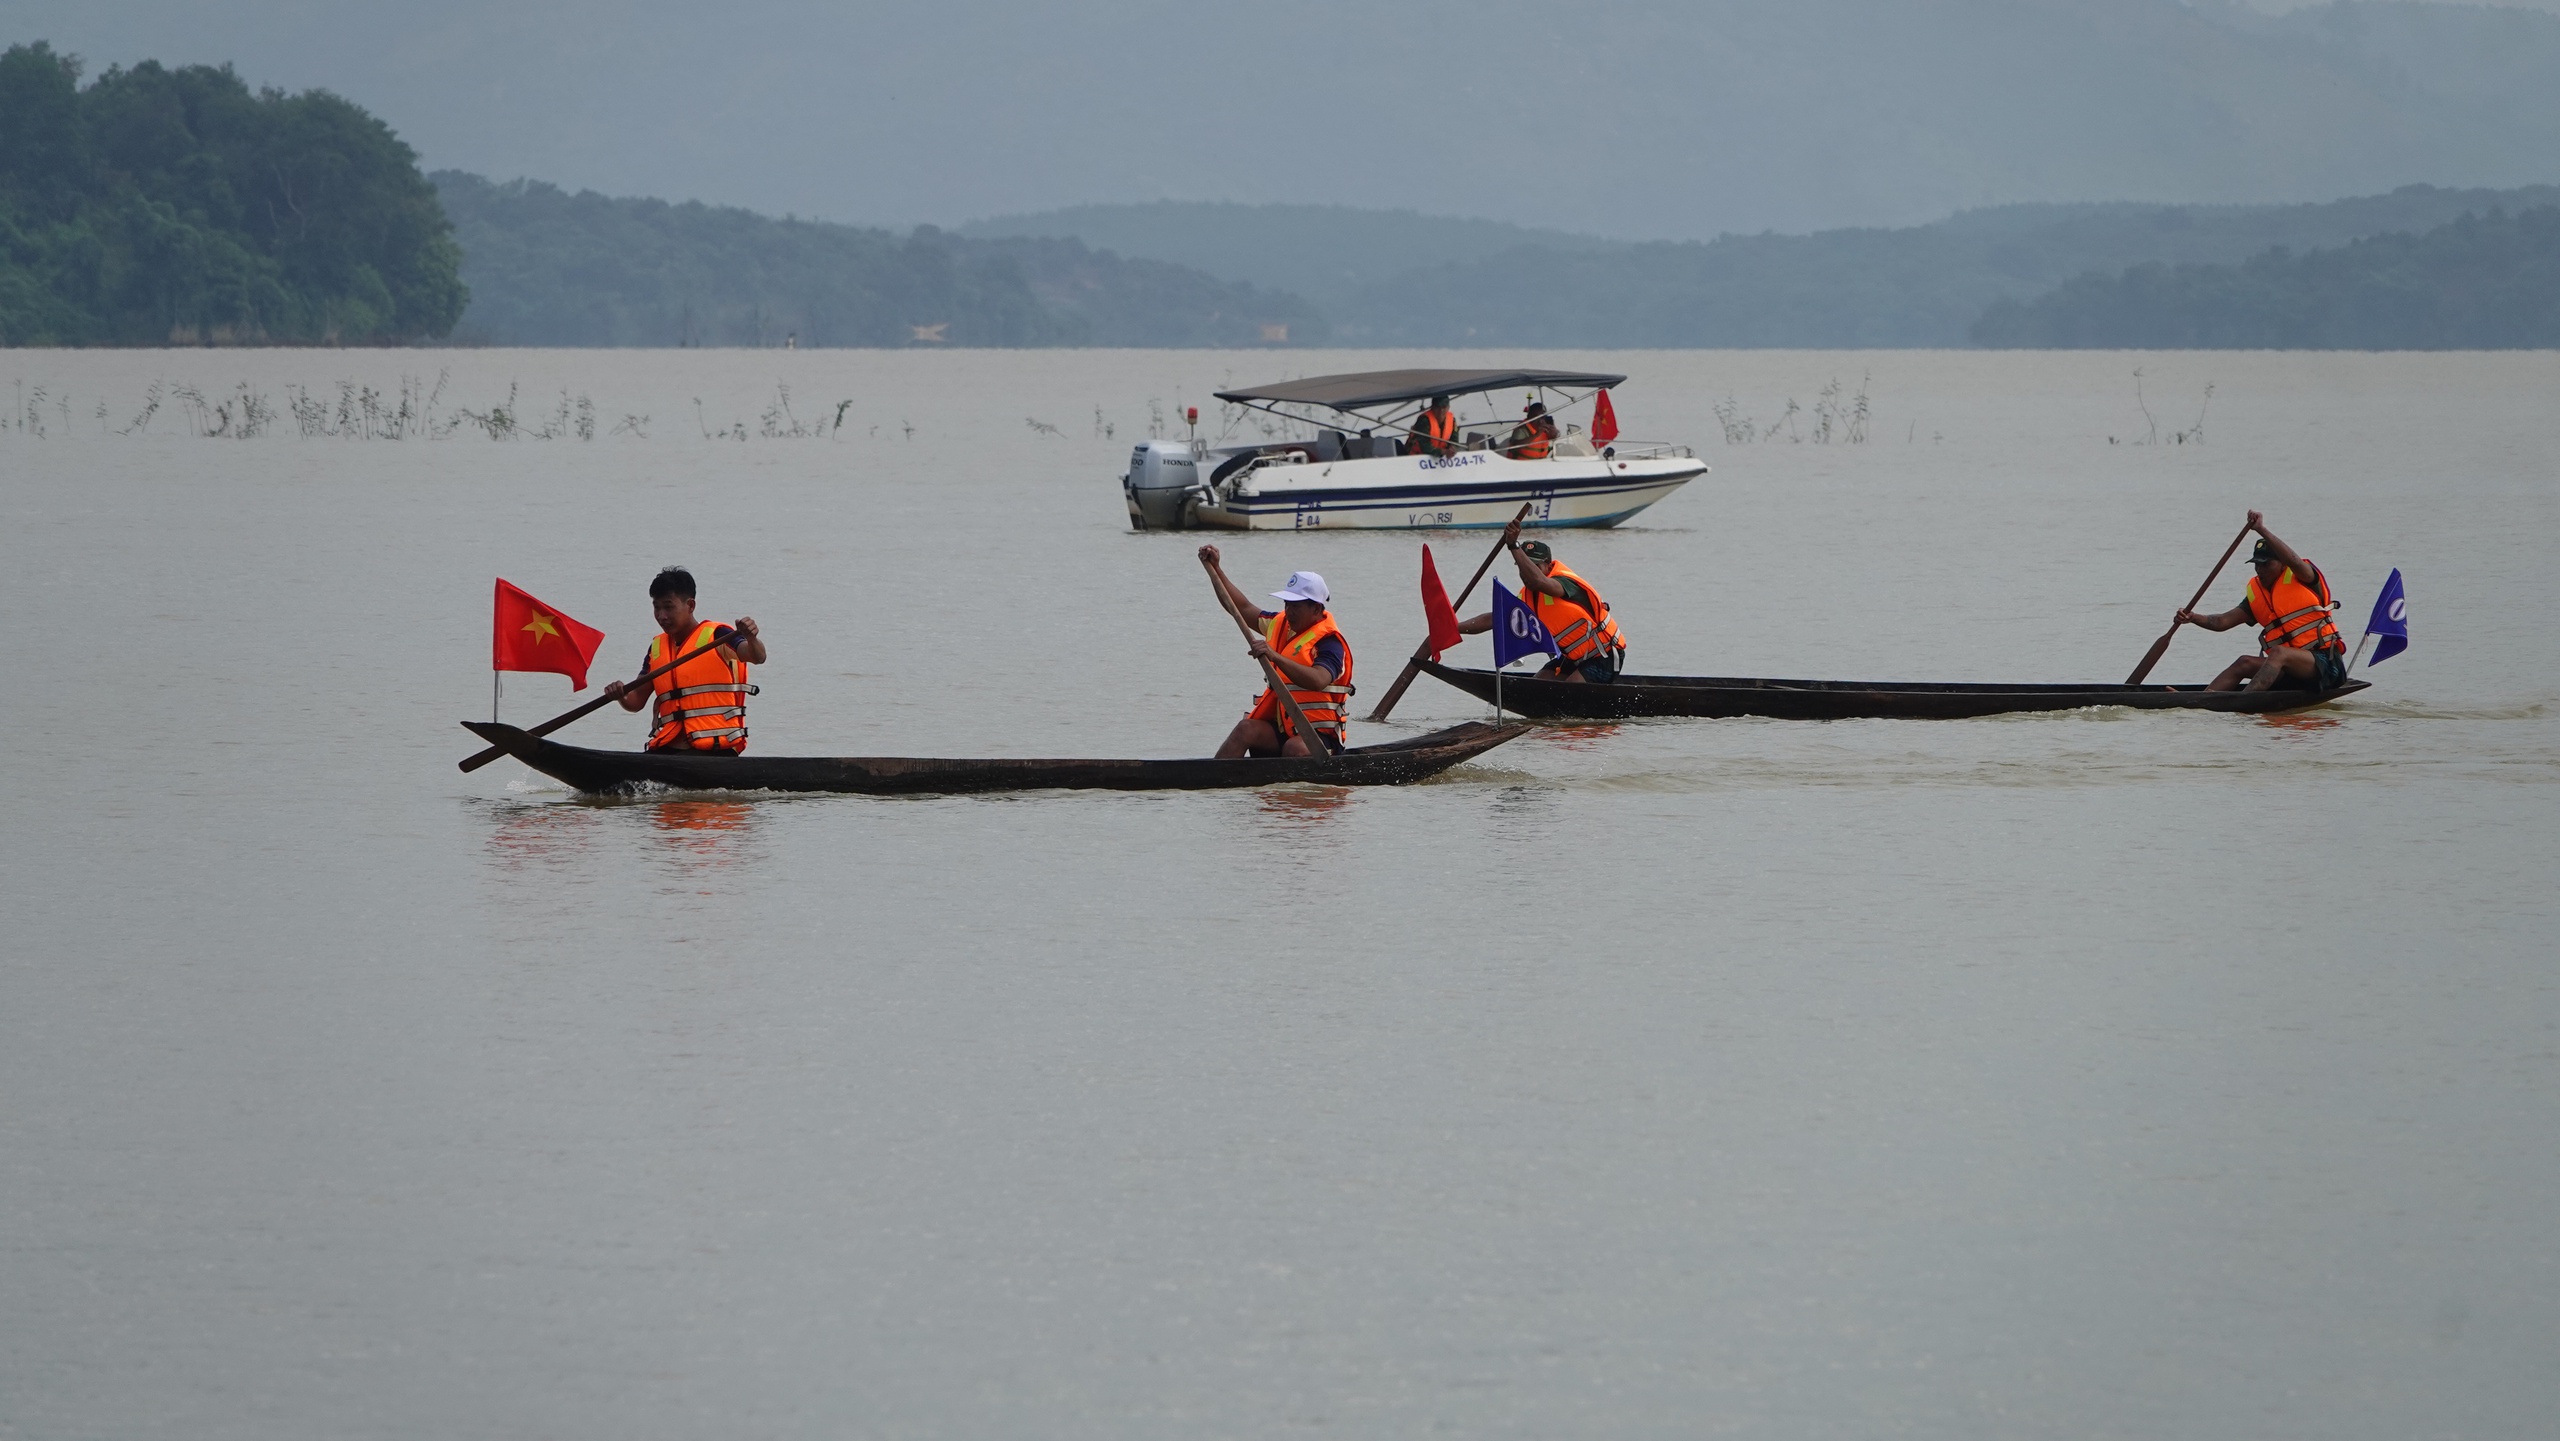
<box><xmin>2125</xmin><ymin>520</ymin><xmax>2252</xmax><ymax>685</ymax></box>
<box><xmin>1365</xmin><ymin>502</ymin><xmax>1536</xmax><ymax>721</ymax></box>
<box><xmin>1202</xmin><ymin>554</ymin><xmax>1335</xmax><ymax>760</ymax></box>
<box><xmin>457</xmin><ymin>624</ymin><xmax>752</xmax><ymax>772</ymax></box>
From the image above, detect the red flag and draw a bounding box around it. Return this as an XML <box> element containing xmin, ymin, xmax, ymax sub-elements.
<box><xmin>1419</xmin><ymin>545</ymin><xmax>1463</xmax><ymax>661</ymax></box>
<box><xmin>492</xmin><ymin>579</ymin><xmax>606</xmax><ymax>690</ymax></box>
<box><xmin>1590</xmin><ymin>388</ymin><xmax>1620</xmax><ymax>447</ymax></box>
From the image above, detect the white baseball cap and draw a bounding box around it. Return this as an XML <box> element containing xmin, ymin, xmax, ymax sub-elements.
<box><xmin>1270</xmin><ymin>571</ymin><xmax>1330</xmax><ymax>604</ymax></box>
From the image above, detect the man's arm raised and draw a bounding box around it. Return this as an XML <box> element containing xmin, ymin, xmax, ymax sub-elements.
<box><xmin>723</xmin><ymin>616</ymin><xmax>767</xmax><ymax>665</ymax></box>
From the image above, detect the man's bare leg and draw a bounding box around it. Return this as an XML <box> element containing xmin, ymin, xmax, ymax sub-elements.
<box><xmin>2207</xmin><ymin>655</ymin><xmax>2265</xmax><ymax>692</ymax></box>
<box><xmin>1217</xmin><ymin>717</ymin><xmax>1286</xmax><ymax>758</ymax></box>
<box><xmin>2240</xmin><ymin>646</ymin><xmax>2318</xmax><ymax>693</ymax></box>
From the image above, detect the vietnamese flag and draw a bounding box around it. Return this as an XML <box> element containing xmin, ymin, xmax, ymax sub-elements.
<box><xmin>1419</xmin><ymin>545</ymin><xmax>1463</xmax><ymax>660</ymax></box>
<box><xmin>492</xmin><ymin>579</ymin><xmax>606</xmax><ymax>690</ymax></box>
<box><xmin>1590</xmin><ymin>388</ymin><xmax>1620</xmax><ymax>447</ymax></box>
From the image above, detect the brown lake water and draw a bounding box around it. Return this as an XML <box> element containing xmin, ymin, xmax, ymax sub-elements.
<box><xmin>3</xmin><ymin>348</ymin><xmax>2556</xmax><ymax>1438</ymax></box>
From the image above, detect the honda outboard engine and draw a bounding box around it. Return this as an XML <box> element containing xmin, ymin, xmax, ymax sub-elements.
<box><xmin>1123</xmin><ymin>438</ymin><xmax>1201</xmax><ymax>530</ymax></box>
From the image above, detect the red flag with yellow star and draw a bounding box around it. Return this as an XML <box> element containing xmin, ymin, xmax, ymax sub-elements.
<box><xmin>492</xmin><ymin>579</ymin><xmax>606</xmax><ymax>690</ymax></box>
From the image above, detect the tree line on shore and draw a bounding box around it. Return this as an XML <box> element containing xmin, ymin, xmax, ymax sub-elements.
<box><xmin>0</xmin><ymin>42</ymin><xmax>464</xmax><ymax>346</ymax></box>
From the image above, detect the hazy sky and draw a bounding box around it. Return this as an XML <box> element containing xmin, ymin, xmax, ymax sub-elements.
<box><xmin>12</xmin><ymin>0</ymin><xmax>2560</xmax><ymax>236</ymax></box>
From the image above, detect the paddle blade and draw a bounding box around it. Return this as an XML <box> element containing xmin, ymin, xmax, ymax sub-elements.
<box><xmin>2124</xmin><ymin>628</ymin><xmax>2177</xmax><ymax>685</ymax></box>
<box><xmin>1366</xmin><ymin>659</ymin><xmax>1426</xmax><ymax>722</ymax></box>
<box><xmin>457</xmin><ymin>720</ymin><xmax>535</xmax><ymax>773</ymax></box>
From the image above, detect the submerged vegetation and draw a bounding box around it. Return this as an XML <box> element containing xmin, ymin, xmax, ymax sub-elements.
<box><xmin>0</xmin><ymin>42</ymin><xmax>465</xmax><ymax>346</ymax></box>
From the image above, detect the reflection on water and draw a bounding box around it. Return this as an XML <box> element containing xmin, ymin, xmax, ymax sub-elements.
<box><xmin>476</xmin><ymin>797</ymin><xmax>607</xmax><ymax>871</ymax></box>
<box><xmin>1251</xmin><ymin>783</ymin><xmax>1353</xmax><ymax>829</ymax></box>
<box><xmin>2255</xmin><ymin>711</ymin><xmax>2343</xmax><ymax>735</ymax></box>
<box><xmin>1536</xmin><ymin>721</ymin><xmax>1627</xmax><ymax>752</ymax></box>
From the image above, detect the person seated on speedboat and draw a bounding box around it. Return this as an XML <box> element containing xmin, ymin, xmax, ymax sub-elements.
<box><xmin>1201</xmin><ymin>546</ymin><xmax>1355</xmax><ymax>757</ymax></box>
<box><xmin>1502</xmin><ymin>399</ymin><xmax>1557</xmax><ymax>459</ymax></box>
<box><xmin>2176</xmin><ymin>511</ymin><xmax>2349</xmax><ymax>693</ymax></box>
<box><xmin>1457</xmin><ymin>531</ymin><xmax>1625</xmax><ymax>683</ymax></box>
<box><xmin>1407</xmin><ymin>394</ymin><xmax>1458</xmax><ymax>457</ymax></box>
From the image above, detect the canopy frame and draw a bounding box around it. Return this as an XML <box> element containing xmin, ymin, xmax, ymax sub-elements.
<box><xmin>1212</xmin><ymin>368</ymin><xmax>1624</xmax><ymax>440</ymax></box>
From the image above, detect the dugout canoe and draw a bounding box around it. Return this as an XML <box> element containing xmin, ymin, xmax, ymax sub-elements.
<box><xmin>459</xmin><ymin>719</ymin><xmax>1527</xmax><ymax>795</ymax></box>
<box><xmin>1414</xmin><ymin>661</ymin><xmax>2370</xmax><ymax>720</ymax></box>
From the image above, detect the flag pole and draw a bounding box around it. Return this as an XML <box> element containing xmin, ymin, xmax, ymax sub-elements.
<box><xmin>492</xmin><ymin>671</ymin><xmax>500</xmax><ymax>723</ymax></box>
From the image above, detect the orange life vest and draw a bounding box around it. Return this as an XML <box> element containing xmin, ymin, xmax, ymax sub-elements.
<box><xmin>1507</xmin><ymin>416</ymin><xmax>1555</xmax><ymax>460</ymax></box>
<box><xmin>647</xmin><ymin>619</ymin><xmax>750</xmax><ymax>752</ymax></box>
<box><xmin>1247</xmin><ymin>611</ymin><xmax>1355</xmax><ymax>745</ymax></box>
<box><xmin>2245</xmin><ymin>563</ymin><xmax>2343</xmax><ymax>654</ymax></box>
<box><xmin>1532</xmin><ymin>561</ymin><xmax>1625</xmax><ymax>663</ymax></box>
<box><xmin>1413</xmin><ymin>407</ymin><xmax>1457</xmax><ymax>455</ymax></box>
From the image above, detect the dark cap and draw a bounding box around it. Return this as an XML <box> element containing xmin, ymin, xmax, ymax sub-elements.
<box><xmin>2251</xmin><ymin>539</ymin><xmax>2278</xmax><ymax>563</ymax></box>
<box><xmin>1518</xmin><ymin>539</ymin><xmax>1553</xmax><ymax>562</ymax></box>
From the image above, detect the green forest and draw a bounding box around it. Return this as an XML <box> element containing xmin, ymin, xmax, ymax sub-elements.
<box><xmin>0</xmin><ymin>42</ymin><xmax>464</xmax><ymax>346</ymax></box>
<box><xmin>433</xmin><ymin>173</ymin><xmax>1323</xmax><ymax>348</ymax></box>
<box><xmin>1971</xmin><ymin>207</ymin><xmax>2560</xmax><ymax>349</ymax></box>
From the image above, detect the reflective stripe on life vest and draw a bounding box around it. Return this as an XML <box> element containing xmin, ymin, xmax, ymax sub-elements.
<box><xmin>1531</xmin><ymin>561</ymin><xmax>1625</xmax><ymax>664</ymax></box>
<box><xmin>647</xmin><ymin>619</ymin><xmax>751</xmax><ymax>751</ymax></box>
<box><xmin>2246</xmin><ymin>563</ymin><xmax>2343</xmax><ymax>654</ymax></box>
<box><xmin>1247</xmin><ymin>611</ymin><xmax>1355</xmax><ymax>744</ymax></box>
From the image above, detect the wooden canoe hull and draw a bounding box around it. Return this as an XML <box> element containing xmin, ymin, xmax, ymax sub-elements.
<box><xmin>1416</xmin><ymin>661</ymin><xmax>2371</xmax><ymax>720</ymax></box>
<box><xmin>460</xmin><ymin>719</ymin><xmax>1528</xmax><ymax>795</ymax></box>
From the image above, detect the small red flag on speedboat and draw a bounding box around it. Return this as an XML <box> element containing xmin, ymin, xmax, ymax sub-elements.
<box><xmin>1419</xmin><ymin>546</ymin><xmax>1463</xmax><ymax>660</ymax></box>
<box><xmin>1590</xmin><ymin>389</ymin><xmax>1620</xmax><ymax>446</ymax></box>
<box><xmin>492</xmin><ymin>579</ymin><xmax>606</xmax><ymax>690</ymax></box>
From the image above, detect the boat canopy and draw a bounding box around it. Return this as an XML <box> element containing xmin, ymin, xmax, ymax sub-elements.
<box><xmin>1214</xmin><ymin>368</ymin><xmax>1626</xmax><ymax>412</ymax></box>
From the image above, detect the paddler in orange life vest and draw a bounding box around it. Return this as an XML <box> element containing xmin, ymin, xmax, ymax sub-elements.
<box><xmin>1457</xmin><ymin>526</ymin><xmax>1626</xmax><ymax>683</ymax></box>
<box><xmin>2175</xmin><ymin>512</ymin><xmax>2349</xmax><ymax>693</ymax></box>
<box><xmin>1200</xmin><ymin>545</ymin><xmax>1355</xmax><ymax>758</ymax></box>
<box><xmin>602</xmin><ymin>567</ymin><xmax>768</xmax><ymax>752</ymax></box>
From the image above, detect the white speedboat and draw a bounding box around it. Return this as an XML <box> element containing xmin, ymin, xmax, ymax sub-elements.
<box><xmin>1122</xmin><ymin>368</ymin><xmax>1706</xmax><ymax>531</ymax></box>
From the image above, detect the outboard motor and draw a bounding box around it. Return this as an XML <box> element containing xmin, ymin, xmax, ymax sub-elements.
<box><xmin>1123</xmin><ymin>438</ymin><xmax>1201</xmax><ymax>530</ymax></box>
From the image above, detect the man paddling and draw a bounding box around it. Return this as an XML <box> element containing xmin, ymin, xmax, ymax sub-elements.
<box><xmin>1457</xmin><ymin>529</ymin><xmax>1626</xmax><ymax>683</ymax></box>
<box><xmin>1200</xmin><ymin>545</ymin><xmax>1354</xmax><ymax>757</ymax></box>
<box><xmin>2176</xmin><ymin>512</ymin><xmax>2347</xmax><ymax>692</ymax></box>
<box><xmin>603</xmin><ymin>567</ymin><xmax>768</xmax><ymax>752</ymax></box>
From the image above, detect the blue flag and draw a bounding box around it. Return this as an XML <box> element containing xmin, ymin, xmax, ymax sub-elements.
<box><xmin>1491</xmin><ymin>581</ymin><xmax>1554</xmax><ymax>669</ymax></box>
<box><xmin>2364</xmin><ymin>568</ymin><xmax>2409</xmax><ymax>665</ymax></box>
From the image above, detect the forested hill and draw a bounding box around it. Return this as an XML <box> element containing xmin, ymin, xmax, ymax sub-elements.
<box><xmin>433</xmin><ymin>174</ymin><xmax>1326</xmax><ymax>348</ymax></box>
<box><xmin>972</xmin><ymin>185</ymin><xmax>2560</xmax><ymax>348</ymax></box>
<box><xmin>0</xmin><ymin>42</ymin><xmax>463</xmax><ymax>346</ymax></box>
<box><xmin>1971</xmin><ymin>207</ymin><xmax>2560</xmax><ymax>349</ymax></box>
